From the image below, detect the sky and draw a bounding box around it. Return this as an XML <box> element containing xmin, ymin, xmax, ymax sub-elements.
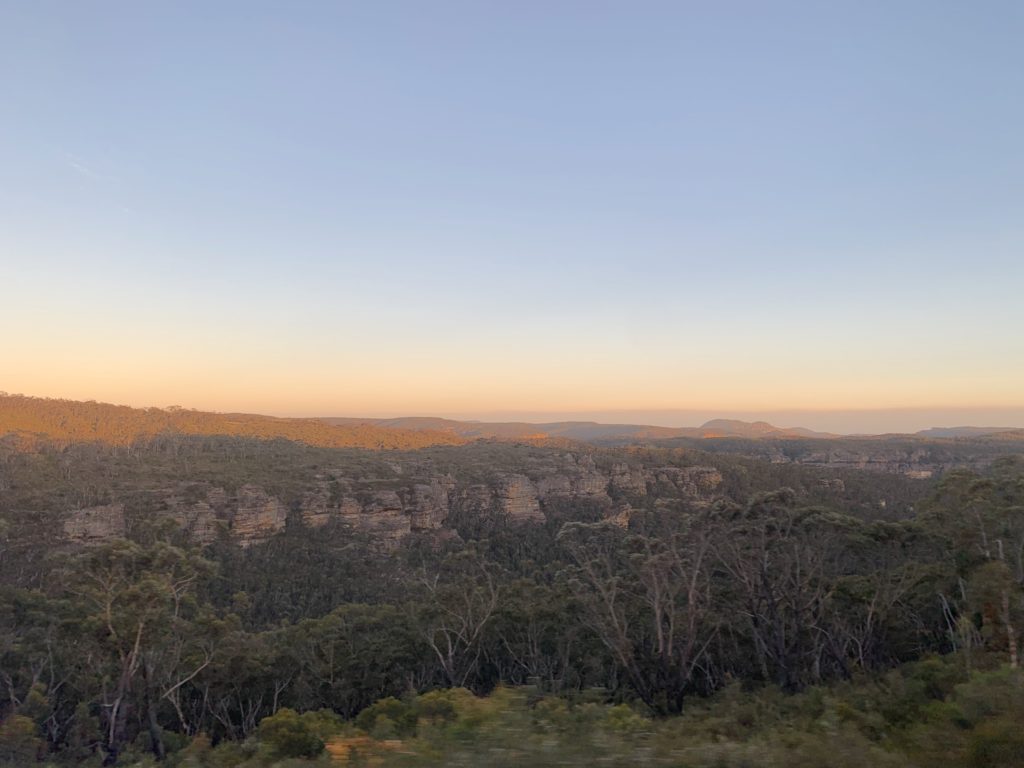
<box><xmin>2</xmin><ymin>1</ymin><xmax>1023</xmax><ymax>432</ymax></box>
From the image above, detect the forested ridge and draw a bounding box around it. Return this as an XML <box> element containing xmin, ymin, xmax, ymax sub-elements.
<box><xmin>0</xmin><ymin>395</ymin><xmax>464</xmax><ymax>451</ymax></box>
<box><xmin>2</xmin><ymin>433</ymin><xmax>1024</xmax><ymax>766</ymax></box>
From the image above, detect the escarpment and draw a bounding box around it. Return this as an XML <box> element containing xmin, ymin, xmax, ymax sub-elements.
<box><xmin>57</xmin><ymin>452</ymin><xmax>725</xmax><ymax>547</ymax></box>
<box><xmin>63</xmin><ymin>503</ymin><xmax>127</xmax><ymax>543</ymax></box>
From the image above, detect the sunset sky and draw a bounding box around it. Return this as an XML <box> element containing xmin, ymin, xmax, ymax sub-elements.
<box><xmin>2</xmin><ymin>2</ymin><xmax>1023</xmax><ymax>432</ymax></box>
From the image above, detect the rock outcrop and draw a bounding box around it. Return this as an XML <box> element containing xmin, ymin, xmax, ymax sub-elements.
<box><xmin>610</xmin><ymin>463</ymin><xmax>647</xmax><ymax>495</ymax></box>
<box><xmin>166</xmin><ymin>496</ymin><xmax>221</xmax><ymax>545</ymax></box>
<box><xmin>650</xmin><ymin>467</ymin><xmax>723</xmax><ymax>496</ymax></box>
<box><xmin>58</xmin><ymin>454</ymin><xmax>727</xmax><ymax>548</ymax></box>
<box><xmin>407</xmin><ymin>476</ymin><xmax>456</xmax><ymax>530</ymax></box>
<box><xmin>229</xmin><ymin>485</ymin><xmax>288</xmax><ymax>546</ymax></box>
<box><xmin>164</xmin><ymin>485</ymin><xmax>289</xmax><ymax>547</ymax></box>
<box><xmin>64</xmin><ymin>503</ymin><xmax>126</xmax><ymax>544</ymax></box>
<box><xmin>496</xmin><ymin>474</ymin><xmax>544</xmax><ymax>521</ymax></box>
<box><xmin>737</xmin><ymin>442</ymin><xmax>984</xmax><ymax>478</ymax></box>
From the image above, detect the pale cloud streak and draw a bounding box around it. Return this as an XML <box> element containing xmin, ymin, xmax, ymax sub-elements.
<box><xmin>66</xmin><ymin>154</ymin><xmax>103</xmax><ymax>180</ymax></box>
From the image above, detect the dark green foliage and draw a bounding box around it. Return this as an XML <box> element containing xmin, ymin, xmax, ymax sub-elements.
<box><xmin>354</xmin><ymin>697</ymin><xmax>416</xmax><ymax>738</ymax></box>
<box><xmin>0</xmin><ymin>713</ymin><xmax>42</xmax><ymax>763</ymax></box>
<box><xmin>256</xmin><ymin>708</ymin><xmax>324</xmax><ymax>759</ymax></box>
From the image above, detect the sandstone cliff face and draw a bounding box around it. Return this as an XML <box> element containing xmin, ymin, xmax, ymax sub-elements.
<box><xmin>791</xmin><ymin>448</ymin><xmax>934</xmax><ymax>475</ymax></box>
<box><xmin>106</xmin><ymin>485</ymin><xmax>269</xmax><ymax>547</ymax></box>
<box><xmin>297</xmin><ymin>483</ymin><xmax>408</xmax><ymax>540</ymax></box>
<box><xmin>163</xmin><ymin>485</ymin><xmax>287</xmax><ymax>547</ymax></box>
<box><xmin>406</xmin><ymin>476</ymin><xmax>456</xmax><ymax>530</ymax></box>
<box><xmin>533</xmin><ymin>454</ymin><xmax>612</xmax><ymax>506</ymax></box>
<box><xmin>64</xmin><ymin>503</ymin><xmax>126</xmax><ymax>544</ymax></box>
<box><xmin>297</xmin><ymin>481</ymin><xmax>335</xmax><ymax>529</ymax></box>
<box><xmin>610</xmin><ymin>463</ymin><xmax>647</xmax><ymax>495</ymax></box>
<box><xmin>355</xmin><ymin>491</ymin><xmax>410</xmax><ymax>539</ymax></box>
<box><xmin>166</xmin><ymin>496</ymin><xmax>220</xmax><ymax>545</ymax></box>
<box><xmin>607</xmin><ymin>503</ymin><xmax>635</xmax><ymax>528</ymax></box>
<box><xmin>496</xmin><ymin>474</ymin><xmax>544</xmax><ymax>521</ymax></box>
<box><xmin>754</xmin><ymin>444</ymin><xmax>968</xmax><ymax>478</ymax></box>
<box><xmin>58</xmin><ymin>454</ymin><xmax>726</xmax><ymax>547</ymax></box>
<box><xmin>230</xmin><ymin>485</ymin><xmax>288</xmax><ymax>546</ymax></box>
<box><xmin>650</xmin><ymin>467</ymin><xmax>723</xmax><ymax>496</ymax></box>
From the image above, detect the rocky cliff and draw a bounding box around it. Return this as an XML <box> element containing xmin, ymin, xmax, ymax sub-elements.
<box><xmin>59</xmin><ymin>453</ymin><xmax>724</xmax><ymax>547</ymax></box>
<box><xmin>63</xmin><ymin>503</ymin><xmax>127</xmax><ymax>544</ymax></box>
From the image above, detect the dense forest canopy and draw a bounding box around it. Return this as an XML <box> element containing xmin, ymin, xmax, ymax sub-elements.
<box><xmin>2</xmin><ymin>422</ymin><xmax>1024</xmax><ymax>765</ymax></box>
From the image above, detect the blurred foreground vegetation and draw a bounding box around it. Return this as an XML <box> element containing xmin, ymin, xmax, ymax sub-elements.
<box><xmin>7</xmin><ymin>656</ymin><xmax>1024</xmax><ymax>767</ymax></box>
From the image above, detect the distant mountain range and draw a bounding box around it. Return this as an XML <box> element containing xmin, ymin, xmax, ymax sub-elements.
<box><xmin>913</xmin><ymin>426</ymin><xmax>1023</xmax><ymax>439</ymax></box>
<box><xmin>2</xmin><ymin>394</ymin><xmax>1021</xmax><ymax>450</ymax></box>
<box><xmin>319</xmin><ymin>416</ymin><xmax>842</xmax><ymax>441</ymax></box>
<box><xmin>320</xmin><ymin>416</ymin><xmax>1023</xmax><ymax>442</ymax></box>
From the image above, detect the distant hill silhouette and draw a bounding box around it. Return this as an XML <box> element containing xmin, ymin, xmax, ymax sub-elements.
<box><xmin>319</xmin><ymin>416</ymin><xmax>838</xmax><ymax>441</ymax></box>
<box><xmin>695</xmin><ymin>419</ymin><xmax>836</xmax><ymax>439</ymax></box>
<box><xmin>915</xmin><ymin>426</ymin><xmax>1022</xmax><ymax>438</ymax></box>
<box><xmin>5</xmin><ymin>394</ymin><xmax>1021</xmax><ymax>451</ymax></box>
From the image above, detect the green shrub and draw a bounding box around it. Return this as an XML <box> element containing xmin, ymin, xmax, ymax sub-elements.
<box><xmin>0</xmin><ymin>714</ymin><xmax>43</xmax><ymax>764</ymax></box>
<box><xmin>257</xmin><ymin>708</ymin><xmax>325</xmax><ymax>760</ymax></box>
<box><xmin>355</xmin><ymin>696</ymin><xmax>416</xmax><ymax>738</ymax></box>
<box><xmin>968</xmin><ymin>716</ymin><xmax>1024</xmax><ymax>767</ymax></box>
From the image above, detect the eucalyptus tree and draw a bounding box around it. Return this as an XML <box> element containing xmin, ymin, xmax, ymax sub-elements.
<box><xmin>557</xmin><ymin>508</ymin><xmax>717</xmax><ymax>714</ymax></box>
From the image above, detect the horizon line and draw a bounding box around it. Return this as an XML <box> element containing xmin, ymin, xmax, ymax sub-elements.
<box><xmin>4</xmin><ymin>392</ymin><xmax>1024</xmax><ymax>435</ymax></box>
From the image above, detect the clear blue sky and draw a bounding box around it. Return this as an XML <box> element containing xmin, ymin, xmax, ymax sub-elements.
<box><xmin>2</xmin><ymin>1</ymin><xmax>1023</xmax><ymax>430</ymax></box>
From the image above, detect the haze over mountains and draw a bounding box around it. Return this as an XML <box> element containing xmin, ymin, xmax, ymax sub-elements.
<box><xmin>320</xmin><ymin>416</ymin><xmax>840</xmax><ymax>441</ymax></box>
<box><xmin>914</xmin><ymin>426</ymin><xmax>1024</xmax><ymax>438</ymax></box>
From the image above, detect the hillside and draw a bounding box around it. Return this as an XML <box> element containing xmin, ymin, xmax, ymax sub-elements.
<box><xmin>0</xmin><ymin>394</ymin><xmax>466</xmax><ymax>450</ymax></box>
